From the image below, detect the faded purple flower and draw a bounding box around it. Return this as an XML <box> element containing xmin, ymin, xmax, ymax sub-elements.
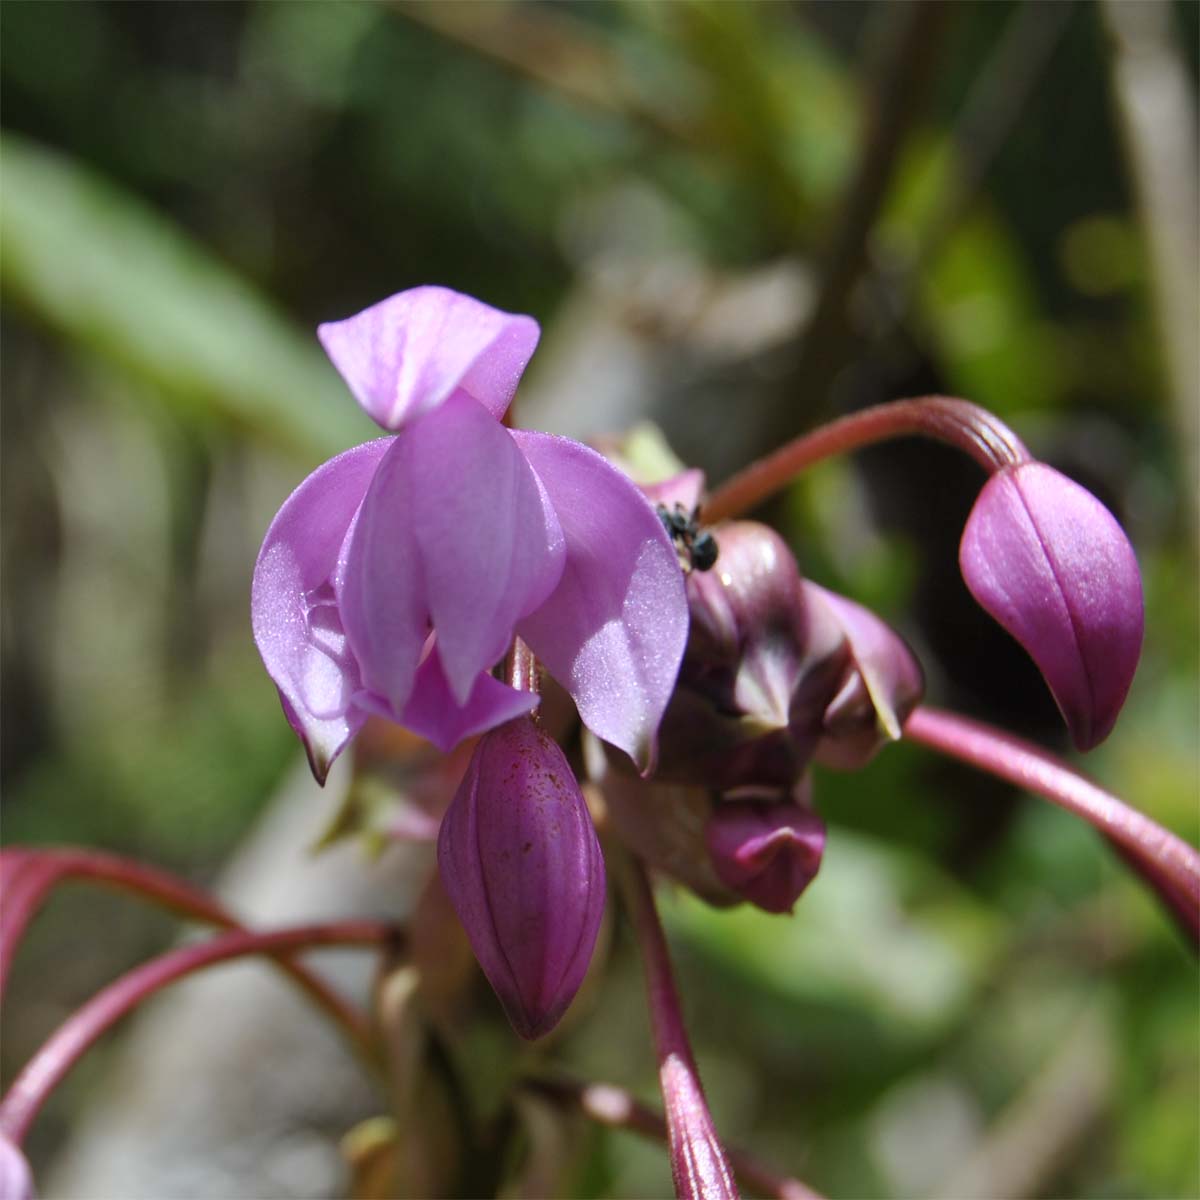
<box><xmin>706</xmin><ymin>793</ymin><xmax>825</xmax><ymax>914</ymax></box>
<box><xmin>807</xmin><ymin>583</ymin><xmax>924</xmax><ymax>771</ymax></box>
<box><xmin>959</xmin><ymin>461</ymin><xmax>1143</xmax><ymax>750</ymax></box>
<box><xmin>252</xmin><ymin>287</ymin><xmax>687</xmax><ymax>780</ymax></box>
<box><xmin>437</xmin><ymin>717</ymin><xmax>606</xmax><ymax>1039</ymax></box>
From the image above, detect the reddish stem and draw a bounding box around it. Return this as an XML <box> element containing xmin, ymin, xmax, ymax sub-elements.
<box><xmin>525</xmin><ymin>1075</ymin><xmax>823</xmax><ymax>1200</ymax></box>
<box><xmin>903</xmin><ymin>706</ymin><xmax>1200</xmax><ymax>947</ymax></box>
<box><xmin>506</xmin><ymin>635</ymin><xmax>540</xmax><ymax>695</ymax></box>
<box><xmin>703</xmin><ymin>396</ymin><xmax>1032</xmax><ymax>523</ymax></box>
<box><xmin>0</xmin><ymin>848</ymin><xmax>378</xmax><ymax>1063</ymax></box>
<box><xmin>621</xmin><ymin>855</ymin><xmax>740</xmax><ymax>1200</ymax></box>
<box><xmin>0</xmin><ymin>919</ymin><xmax>397</xmax><ymax>1146</ymax></box>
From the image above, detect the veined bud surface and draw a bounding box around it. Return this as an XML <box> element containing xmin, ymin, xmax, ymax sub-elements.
<box><xmin>436</xmin><ymin>718</ymin><xmax>606</xmax><ymax>1039</ymax></box>
<box><xmin>959</xmin><ymin>461</ymin><xmax>1143</xmax><ymax>750</ymax></box>
<box><xmin>655</xmin><ymin>522</ymin><xmax>849</xmax><ymax>789</ymax></box>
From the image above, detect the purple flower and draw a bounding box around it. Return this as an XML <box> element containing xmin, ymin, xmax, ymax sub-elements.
<box><xmin>437</xmin><ymin>717</ymin><xmax>606</xmax><ymax>1039</ymax></box>
<box><xmin>252</xmin><ymin>287</ymin><xmax>688</xmax><ymax>780</ymax></box>
<box><xmin>959</xmin><ymin>461</ymin><xmax>1143</xmax><ymax>750</ymax></box>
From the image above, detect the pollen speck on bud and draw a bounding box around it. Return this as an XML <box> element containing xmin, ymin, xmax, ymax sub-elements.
<box><xmin>959</xmin><ymin>461</ymin><xmax>1144</xmax><ymax>751</ymax></box>
<box><xmin>436</xmin><ymin>718</ymin><xmax>606</xmax><ymax>1040</ymax></box>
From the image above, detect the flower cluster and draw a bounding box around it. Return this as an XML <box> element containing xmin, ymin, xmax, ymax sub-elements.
<box><xmin>241</xmin><ymin>286</ymin><xmax>1178</xmax><ymax>1200</ymax></box>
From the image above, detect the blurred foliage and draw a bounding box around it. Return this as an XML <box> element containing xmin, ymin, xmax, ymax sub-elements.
<box><xmin>2</xmin><ymin>2</ymin><xmax>1197</xmax><ymax>1198</ymax></box>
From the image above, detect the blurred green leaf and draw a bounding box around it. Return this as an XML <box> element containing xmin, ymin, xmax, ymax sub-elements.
<box><xmin>0</xmin><ymin>133</ymin><xmax>371</xmax><ymax>461</ymax></box>
<box><xmin>662</xmin><ymin>828</ymin><xmax>1002</xmax><ymax>1039</ymax></box>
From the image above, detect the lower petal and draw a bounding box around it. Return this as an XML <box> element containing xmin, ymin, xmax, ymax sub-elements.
<box><xmin>400</xmin><ymin>645</ymin><xmax>538</xmax><ymax>753</ymax></box>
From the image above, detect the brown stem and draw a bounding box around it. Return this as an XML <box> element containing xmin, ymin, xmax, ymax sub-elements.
<box><xmin>903</xmin><ymin>706</ymin><xmax>1199</xmax><ymax>948</ymax></box>
<box><xmin>0</xmin><ymin>848</ymin><xmax>379</xmax><ymax>1064</ymax></box>
<box><xmin>618</xmin><ymin>853</ymin><xmax>740</xmax><ymax>1200</ymax></box>
<box><xmin>704</xmin><ymin>395</ymin><xmax>1031</xmax><ymax>522</ymax></box>
<box><xmin>0</xmin><ymin>920</ymin><xmax>398</xmax><ymax>1146</ymax></box>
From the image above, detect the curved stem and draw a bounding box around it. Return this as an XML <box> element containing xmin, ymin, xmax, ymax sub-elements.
<box><xmin>618</xmin><ymin>853</ymin><xmax>740</xmax><ymax>1200</ymax></box>
<box><xmin>703</xmin><ymin>396</ymin><xmax>1031</xmax><ymax>523</ymax></box>
<box><xmin>903</xmin><ymin>706</ymin><xmax>1200</xmax><ymax>946</ymax></box>
<box><xmin>0</xmin><ymin>848</ymin><xmax>378</xmax><ymax>1062</ymax></box>
<box><xmin>0</xmin><ymin>919</ymin><xmax>398</xmax><ymax>1146</ymax></box>
<box><xmin>524</xmin><ymin>1075</ymin><xmax>823</xmax><ymax>1200</ymax></box>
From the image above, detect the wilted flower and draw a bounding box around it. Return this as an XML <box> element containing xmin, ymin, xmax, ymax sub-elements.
<box><xmin>437</xmin><ymin>717</ymin><xmax>606</xmax><ymax>1039</ymax></box>
<box><xmin>654</xmin><ymin>518</ymin><xmax>922</xmax><ymax>788</ymax></box>
<box><xmin>960</xmin><ymin>461</ymin><xmax>1143</xmax><ymax>750</ymax></box>
<box><xmin>807</xmin><ymin>583</ymin><xmax>925</xmax><ymax>770</ymax></box>
<box><xmin>252</xmin><ymin>287</ymin><xmax>687</xmax><ymax>780</ymax></box>
<box><xmin>705</xmin><ymin>791</ymin><xmax>825</xmax><ymax>914</ymax></box>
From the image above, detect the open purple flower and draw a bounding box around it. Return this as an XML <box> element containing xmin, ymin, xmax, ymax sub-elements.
<box><xmin>252</xmin><ymin>287</ymin><xmax>688</xmax><ymax>780</ymax></box>
<box><xmin>960</xmin><ymin>461</ymin><xmax>1143</xmax><ymax>751</ymax></box>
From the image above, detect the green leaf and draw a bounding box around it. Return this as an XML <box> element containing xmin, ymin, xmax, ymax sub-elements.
<box><xmin>0</xmin><ymin>133</ymin><xmax>371</xmax><ymax>460</ymax></box>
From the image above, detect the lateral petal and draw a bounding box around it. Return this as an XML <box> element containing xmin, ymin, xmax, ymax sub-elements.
<box><xmin>317</xmin><ymin>286</ymin><xmax>540</xmax><ymax>431</ymax></box>
<box><xmin>251</xmin><ymin>439</ymin><xmax>392</xmax><ymax>781</ymax></box>
<box><xmin>513</xmin><ymin>432</ymin><xmax>688</xmax><ymax>772</ymax></box>
<box><xmin>400</xmin><ymin>645</ymin><xmax>539</xmax><ymax>753</ymax></box>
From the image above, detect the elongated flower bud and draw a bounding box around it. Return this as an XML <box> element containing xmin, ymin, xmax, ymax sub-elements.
<box><xmin>436</xmin><ymin>718</ymin><xmax>606</xmax><ymax>1039</ymax></box>
<box><xmin>959</xmin><ymin>462</ymin><xmax>1143</xmax><ymax>750</ymax></box>
<box><xmin>706</xmin><ymin>792</ymin><xmax>825</xmax><ymax>914</ymax></box>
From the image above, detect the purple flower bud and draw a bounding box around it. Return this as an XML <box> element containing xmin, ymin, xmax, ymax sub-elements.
<box><xmin>959</xmin><ymin>462</ymin><xmax>1144</xmax><ymax>750</ymax></box>
<box><xmin>806</xmin><ymin>584</ymin><xmax>925</xmax><ymax>770</ymax></box>
<box><xmin>656</xmin><ymin>522</ymin><xmax>849</xmax><ymax>788</ymax></box>
<box><xmin>705</xmin><ymin>792</ymin><xmax>825</xmax><ymax>914</ymax></box>
<box><xmin>436</xmin><ymin>718</ymin><xmax>606</xmax><ymax>1039</ymax></box>
<box><xmin>0</xmin><ymin>1135</ymin><xmax>34</xmax><ymax>1200</ymax></box>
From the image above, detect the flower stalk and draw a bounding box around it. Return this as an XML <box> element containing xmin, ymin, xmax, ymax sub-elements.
<box><xmin>0</xmin><ymin>848</ymin><xmax>378</xmax><ymax>1061</ymax></box>
<box><xmin>0</xmin><ymin>919</ymin><xmax>397</xmax><ymax>1146</ymax></box>
<box><xmin>523</xmin><ymin>1075</ymin><xmax>823</xmax><ymax>1200</ymax></box>
<box><xmin>703</xmin><ymin>396</ymin><xmax>1031</xmax><ymax>522</ymax></box>
<box><xmin>619</xmin><ymin>853</ymin><xmax>740</xmax><ymax>1200</ymax></box>
<box><xmin>902</xmin><ymin>706</ymin><xmax>1200</xmax><ymax>946</ymax></box>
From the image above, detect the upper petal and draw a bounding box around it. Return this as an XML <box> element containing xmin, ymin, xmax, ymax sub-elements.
<box><xmin>317</xmin><ymin>286</ymin><xmax>540</xmax><ymax>431</ymax></box>
<box><xmin>959</xmin><ymin>462</ymin><xmax>1144</xmax><ymax>750</ymax></box>
<box><xmin>251</xmin><ymin>439</ymin><xmax>392</xmax><ymax>780</ymax></box>
<box><xmin>513</xmin><ymin>431</ymin><xmax>689</xmax><ymax>773</ymax></box>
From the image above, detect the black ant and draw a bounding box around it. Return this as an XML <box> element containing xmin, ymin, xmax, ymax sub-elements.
<box><xmin>656</xmin><ymin>503</ymin><xmax>719</xmax><ymax>573</ymax></box>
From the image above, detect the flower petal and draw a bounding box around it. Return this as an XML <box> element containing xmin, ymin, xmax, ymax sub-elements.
<box><xmin>806</xmin><ymin>582</ymin><xmax>924</xmax><ymax>769</ymax></box>
<box><xmin>513</xmin><ymin>432</ymin><xmax>688</xmax><ymax>773</ymax></box>
<box><xmin>317</xmin><ymin>286</ymin><xmax>540</xmax><ymax>431</ymax></box>
<box><xmin>406</xmin><ymin>395</ymin><xmax>565</xmax><ymax>703</ymax></box>
<box><xmin>252</xmin><ymin>439</ymin><xmax>392</xmax><ymax>781</ymax></box>
<box><xmin>960</xmin><ymin>462</ymin><xmax>1144</xmax><ymax>750</ymax></box>
<box><xmin>400</xmin><ymin>644</ymin><xmax>539</xmax><ymax>753</ymax></box>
